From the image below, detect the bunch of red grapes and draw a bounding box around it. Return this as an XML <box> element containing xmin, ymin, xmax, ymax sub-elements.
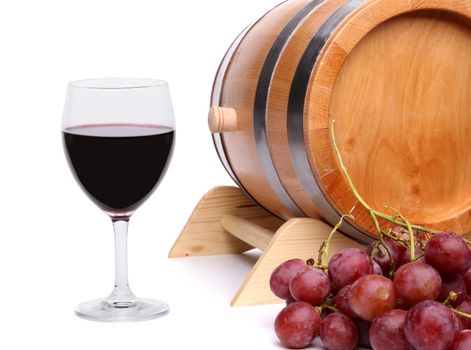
<box><xmin>270</xmin><ymin>229</ymin><xmax>471</xmax><ymax>350</ymax></box>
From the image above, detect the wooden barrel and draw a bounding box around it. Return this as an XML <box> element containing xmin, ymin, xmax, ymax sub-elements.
<box><xmin>209</xmin><ymin>0</ymin><xmax>471</xmax><ymax>242</ymax></box>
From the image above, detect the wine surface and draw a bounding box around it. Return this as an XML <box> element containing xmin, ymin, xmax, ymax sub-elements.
<box><xmin>63</xmin><ymin>124</ymin><xmax>174</xmax><ymax>214</ymax></box>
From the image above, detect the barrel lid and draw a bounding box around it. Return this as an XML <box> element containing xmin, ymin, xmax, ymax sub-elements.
<box><xmin>305</xmin><ymin>0</ymin><xmax>471</xmax><ymax>236</ymax></box>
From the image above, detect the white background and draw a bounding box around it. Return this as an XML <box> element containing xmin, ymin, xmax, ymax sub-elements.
<box><xmin>0</xmin><ymin>0</ymin><xmax>348</xmax><ymax>349</ymax></box>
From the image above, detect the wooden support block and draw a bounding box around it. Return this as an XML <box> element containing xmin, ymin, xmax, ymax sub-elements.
<box><xmin>220</xmin><ymin>214</ymin><xmax>273</xmax><ymax>251</ymax></box>
<box><xmin>231</xmin><ymin>218</ymin><xmax>364</xmax><ymax>306</ymax></box>
<box><xmin>169</xmin><ymin>186</ymin><xmax>283</xmax><ymax>257</ymax></box>
<box><xmin>169</xmin><ymin>186</ymin><xmax>364</xmax><ymax>306</ymax></box>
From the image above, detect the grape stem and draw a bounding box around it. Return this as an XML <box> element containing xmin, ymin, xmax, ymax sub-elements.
<box><xmin>319</xmin><ymin>304</ymin><xmax>338</xmax><ymax>313</ymax></box>
<box><xmin>451</xmin><ymin>308</ymin><xmax>471</xmax><ymax>319</ymax></box>
<box><xmin>306</xmin><ymin>258</ymin><xmax>316</xmax><ymax>267</ymax></box>
<box><xmin>381</xmin><ymin>230</ymin><xmax>409</xmax><ymax>247</ymax></box>
<box><xmin>384</xmin><ymin>206</ymin><xmax>415</xmax><ymax>261</ymax></box>
<box><xmin>371</xmin><ymin>218</ymin><xmax>396</xmax><ymax>277</ymax></box>
<box><xmin>443</xmin><ymin>291</ymin><xmax>458</xmax><ymax>306</ymax></box>
<box><xmin>371</xmin><ymin>229</ymin><xmax>395</xmax><ymax>278</ymax></box>
<box><xmin>413</xmin><ymin>253</ymin><xmax>425</xmax><ymax>262</ymax></box>
<box><xmin>317</xmin><ymin>211</ymin><xmax>355</xmax><ymax>269</ymax></box>
<box><xmin>330</xmin><ymin>120</ymin><xmax>440</xmax><ymax>237</ymax></box>
<box><xmin>382</xmin><ymin>235</ymin><xmax>409</xmax><ymax>250</ymax></box>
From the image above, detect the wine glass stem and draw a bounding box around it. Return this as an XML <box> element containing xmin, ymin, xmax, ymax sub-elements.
<box><xmin>107</xmin><ymin>218</ymin><xmax>136</xmax><ymax>305</ymax></box>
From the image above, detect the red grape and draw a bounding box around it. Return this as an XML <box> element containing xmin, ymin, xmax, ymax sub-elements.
<box><xmin>274</xmin><ymin>302</ymin><xmax>320</xmax><ymax>349</ymax></box>
<box><xmin>394</xmin><ymin>262</ymin><xmax>441</xmax><ymax>306</ymax></box>
<box><xmin>328</xmin><ymin>248</ymin><xmax>373</xmax><ymax>288</ymax></box>
<box><xmin>369</xmin><ymin>309</ymin><xmax>409</xmax><ymax>350</ymax></box>
<box><xmin>390</xmin><ymin>228</ymin><xmax>408</xmax><ymax>255</ymax></box>
<box><xmin>425</xmin><ymin>232</ymin><xmax>471</xmax><ymax>275</ymax></box>
<box><xmin>456</xmin><ymin>297</ymin><xmax>471</xmax><ymax>329</ymax></box>
<box><xmin>289</xmin><ymin>267</ymin><xmax>331</xmax><ymax>305</ymax></box>
<box><xmin>349</xmin><ymin>274</ymin><xmax>396</xmax><ymax>321</ymax></box>
<box><xmin>367</xmin><ymin>239</ymin><xmax>402</xmax><ymax>276</ymax></box>
<box><xmin>320</xmin><ymin>312</ymin><xmax>358</xmax><ymax>350</ymax></box>
<box><xmin>463</xmin><ymin>267</ymin><xmax>471</xmax><ymax>295</ymax></box>
<box><xmin>334</xmin><ymin>284</ymin><xmax>357</xmax><ymax>318</ymax></box>
<box><xmin>437</xmin><ymin>275</ymin><xmax>466</xmax><ymax>307</ymax></box>
<box><xmin>270</xmin><ymin>259</ymin><xmax>307</xmax><ymax>300</ymax></box>
<box><xmin>404</xmin><ymin>300</ymin><xmax>457</xmax><ymax>350</ymax></box>
<box><xmin>372</xmin><ymin>261</ymin><xmax>383</xmax><ymax>275</ymax></box>
<box><xmin>449</xmin><ymin>330</ymin><xmax>471</xmax><ymax>350</ymax></box>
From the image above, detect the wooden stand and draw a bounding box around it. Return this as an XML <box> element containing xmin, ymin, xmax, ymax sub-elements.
<box><xmin>169</xmin><ymin>186</ymin><xmax>364</xmax><ymax>306</ymax></box>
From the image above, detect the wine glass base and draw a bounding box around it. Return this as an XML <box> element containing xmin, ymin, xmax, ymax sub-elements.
<box><xmin>75</xmin><ymin>298</ymin><xmax>169</xmax><ymax>322</ymax></box>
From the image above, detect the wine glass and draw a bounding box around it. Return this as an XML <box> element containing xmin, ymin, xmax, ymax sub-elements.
<box><xmin>62</xmin><ymin>78</ymin><xmax>175</xmax><ymax>322</ymax></box>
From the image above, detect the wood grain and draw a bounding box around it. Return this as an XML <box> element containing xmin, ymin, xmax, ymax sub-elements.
<box><xmin>212</xmin><ymin>0</ymin><xmax>471</xmax><ymax>237</ymax></box>
<box><xmin>220</xmin><ymin>215</ymin><xmax>273</xmax><ymax>251</ymax></box>
<box><xmin>232</xmin><ymin>217</ymin><xmax>364</xmax><ymax>306</ymax></box>
<box><xmin>219</xmin><ymin>0</ymin><xmax>312</xmax><ymax>220</ymax></box>
<box><xmin>169</xmin><ymin>186</ymin><xmax>283</xmax><ymax>257</ymax></box>
<box><xmin>266</xmin><ymin>0</ymin><xmax>349</xmax><ymax>219</ymax></box>
<box><xmin>170</xmin><ymin>186</ymin><xmax>364</xmax><ymax>306</ymax></box>
<box><xmin>305</xmin><ymin>0</ymin><xmax>471</xmax><ymax>234</ymax></box>
<box><xmin>208</xmin><ymin>107</ymin><xmax>238</xmax><ymax>133</ymax></box>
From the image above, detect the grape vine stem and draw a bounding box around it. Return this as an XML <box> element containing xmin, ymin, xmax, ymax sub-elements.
<box><xmin>330</xmin><ymin>120</ymin><xmax>440</xmax><ymax>237</ymax></box>
<box><xmin>317</xmin><ymin>211</ymin><xmax>355</xmax><ymax>269</ymax></box>
<box><xmin>443</xmin><ymin>291</ymin><xmax>458</xmax><ymax>306</ymax></box>
<box><xmin>320</xmin><ymin>304</ymin><xmax>338</xmax><ymax>313</ymax></box>
<box><xmin>451</xmin><ymin>308</ymin><xmax>471</xmax><ymax>319</ymax></box>
<box><xmin>384</xmin><ymin>206</ymin><xmax>416</xmax><ymax>261</ymax></box>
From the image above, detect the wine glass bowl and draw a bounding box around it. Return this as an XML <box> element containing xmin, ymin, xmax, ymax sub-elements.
<box><xmin>63</xmin><ymin>123</ymin><xmax>174</xmax><ymax>216</ymax></box>
<box><xmin>62</xmin><ymin>78</ymin><xmax>175</xmax><ymax>322</ymax></box>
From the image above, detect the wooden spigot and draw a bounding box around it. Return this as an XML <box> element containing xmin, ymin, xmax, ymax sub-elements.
<box><xmin>208</xmin><ymin>106</ymin><xmax>238</xmax><ymax>133</ymax></box>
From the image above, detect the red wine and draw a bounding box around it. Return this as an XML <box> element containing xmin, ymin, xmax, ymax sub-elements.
<box><xmin>63</xmin><ymin>124</ymin><xmax>174</xmax><ymax>214</ymax></box>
